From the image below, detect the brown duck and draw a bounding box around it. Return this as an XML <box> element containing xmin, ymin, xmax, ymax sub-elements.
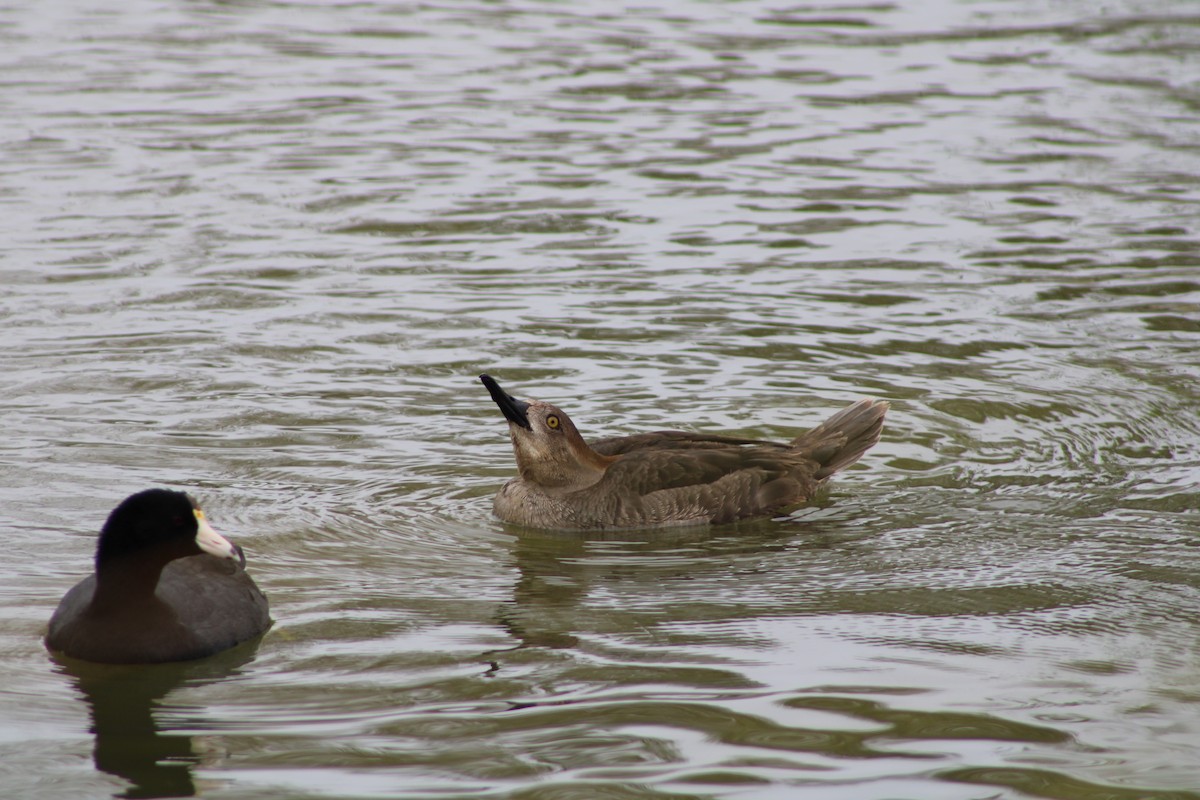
<box><xmin>480</xmin><ymin>374</ymin><xmax>888</xmax><ymax>530</ymax></box>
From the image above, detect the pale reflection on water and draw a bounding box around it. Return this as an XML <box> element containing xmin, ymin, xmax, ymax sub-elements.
<box><xmin>2</xmin><ymin>0</ymin><xmax>1199</xmax><ymax>797</ymax></box>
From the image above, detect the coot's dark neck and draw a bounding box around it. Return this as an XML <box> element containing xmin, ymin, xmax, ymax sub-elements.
<box><xmin>91</xmin><ymin>546</ymin><xmax>182</xmax><ymax>609</ymax></box>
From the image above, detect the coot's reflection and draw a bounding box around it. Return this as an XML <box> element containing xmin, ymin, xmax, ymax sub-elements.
<box><xmin>53</xmin><ymin>640</ymin><xmax>263</xmax><ymax>799</ymax></box>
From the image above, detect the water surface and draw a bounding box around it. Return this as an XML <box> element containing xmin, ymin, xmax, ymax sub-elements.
<box><xmin>2</xmin><ymin>0</ymin><xmax>1199</xmax><ymax>798</ymax></box>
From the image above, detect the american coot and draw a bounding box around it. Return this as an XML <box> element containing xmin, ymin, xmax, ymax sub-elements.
<box><xmin>46</xmin><ymin>489</ymin><xmax>272</xmax><ymax>664</ymax></box>
<box><xmin>480</xmin><ymin>374</ymin><xmax>888</xmax><ymax>531</ymax></box>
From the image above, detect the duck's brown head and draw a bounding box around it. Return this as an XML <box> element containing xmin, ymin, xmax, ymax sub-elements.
<box><xmin>480</xmin><ymin>374</ymin><xmax>615</xmax><ymax>492</ymax></box>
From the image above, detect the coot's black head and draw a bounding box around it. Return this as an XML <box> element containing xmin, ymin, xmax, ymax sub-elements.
<box><xmin>95</xmin><ymin>489</ymin><xmax>238</xmax><ymax>566</ymax></box>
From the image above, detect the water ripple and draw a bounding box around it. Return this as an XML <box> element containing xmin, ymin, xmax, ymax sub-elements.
<box><xmin>3</xmin><ymin>0</ymin><xmax>1200</xmax><ymax>798</ymax></box>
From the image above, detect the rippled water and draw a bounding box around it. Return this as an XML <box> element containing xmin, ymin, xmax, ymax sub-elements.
<box><xmin>3</xmin><ymin>0</ymin><xmax>1199</xmax><ymax>797</ymax></box>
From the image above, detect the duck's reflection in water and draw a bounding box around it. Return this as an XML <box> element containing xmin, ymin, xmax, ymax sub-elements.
<box><xmin>53</xmin><ymin>640</ymin><xmax>263</xmax><ymax>799</ymax></box>
<box><xmin>493</xmin><ymin>520</ymin><xmax>812</xmax><ymax>655</ymax></box>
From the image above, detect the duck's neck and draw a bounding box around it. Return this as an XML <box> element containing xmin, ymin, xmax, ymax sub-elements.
<box><xmin>91</xmin><ymin>552</ymin><xmax>172</xmax><ymax>611</ymax></box>
<box><xmin>535</xmin><ymin>462</ymin><xmax>618</xmax><ymax>496</ymax></box>
<box><xmin>517</xmin><ymin>440</ymin><xmax>620</xmax><ymax>493</ymax></box>
<box><xmin>580</xmin><ymin>447</ymin><xmax>620</xmax><ymax>473</ymax></box>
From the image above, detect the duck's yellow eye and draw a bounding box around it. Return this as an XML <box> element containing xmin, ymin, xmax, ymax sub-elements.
<box><xmin>546</xmin><ymin>414</ymin><xmax>560</xmax><ymax>429</ymax></box>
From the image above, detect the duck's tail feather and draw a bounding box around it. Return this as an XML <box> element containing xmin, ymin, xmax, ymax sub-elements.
<box><xmin>791</xmin><ymin>398</ymin><xmax>889</xmax><ymax>479</ymax></box>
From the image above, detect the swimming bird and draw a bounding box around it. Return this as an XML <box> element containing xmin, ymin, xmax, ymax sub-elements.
<box><xmin>45</xmin><ymin>489</ymin><xmax>272</xmax><ymax>664</ymax></box>
<box><xmin>480</xmin><ymin>374</ymin><xmax>888</xmax><ymax>530</ymax></box>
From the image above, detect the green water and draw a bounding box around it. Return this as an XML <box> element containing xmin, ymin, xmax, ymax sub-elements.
<box><xmin>2</xmin><ymin>0</ymin><xmax>1198</xmax><ymax>797</ymax></box>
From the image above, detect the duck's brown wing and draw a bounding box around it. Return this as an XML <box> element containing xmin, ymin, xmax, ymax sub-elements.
<box><xmin>589</xmin><ymin>430</ymin><xmax>782</xmax><ymax>456</ymax></box>
<box><xmin>587</xmin><ymin>445</ymin><xmax>821</xmax><ymax>526</ymax></box>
